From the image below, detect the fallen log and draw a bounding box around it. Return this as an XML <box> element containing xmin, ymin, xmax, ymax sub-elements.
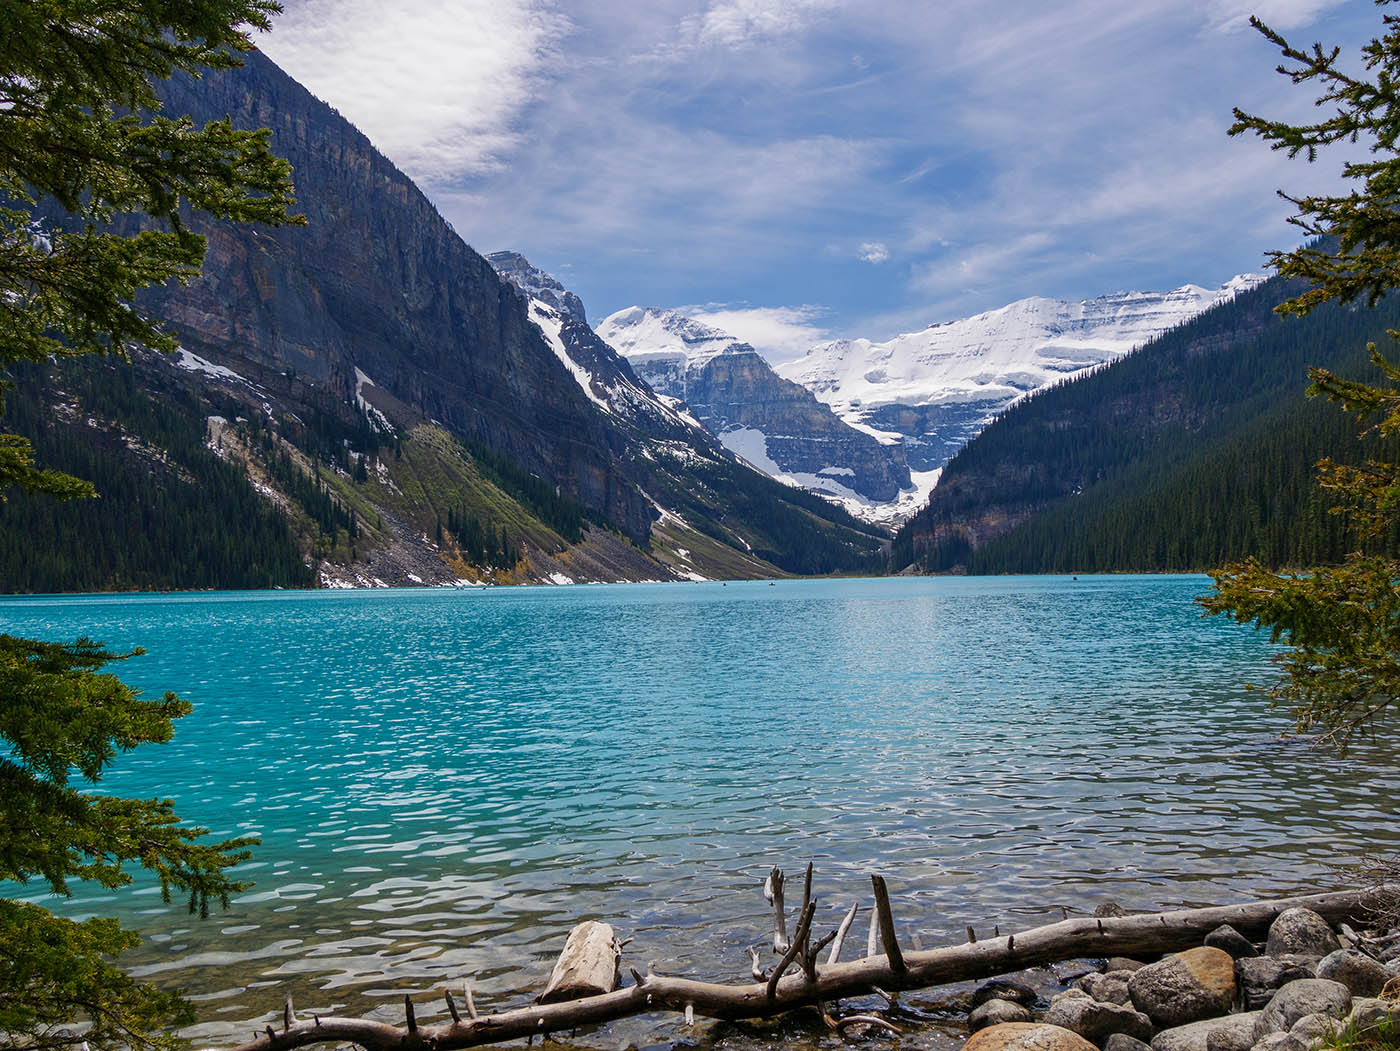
<box><xmin>226</xmin><ymin>879</ymin><xmax>1393</xmax><ymax>1051</ymax></box>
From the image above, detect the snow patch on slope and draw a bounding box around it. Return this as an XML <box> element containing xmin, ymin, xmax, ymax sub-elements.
<box><xmin>174</xmin><ymin>349</ymin><xmax>248</xmax><ymax>384</ymax></box>
<box><xmin>528</xmin><ymin>299</ymin><xmax>612</xmax><ymax>413</ymax></box>
<box><xmin>353</xmin><ymin>367</ymin><xmax>394</xmax><ymax>433</ymax></box>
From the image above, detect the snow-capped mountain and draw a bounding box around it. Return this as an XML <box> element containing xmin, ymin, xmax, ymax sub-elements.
<box><xmin>487</xmin><ymin>252</ymin><xmax>705</xmax><ymax>434</ymax></box>
<box><xmin>596</xmin><ymin>306</ymin><xmax>912</xmax><ymax>514</ymax></box>
<box><xmin>778</xmin><ymin>276</ymin><xmax>1265</xmax><ymax>473</ymax></box>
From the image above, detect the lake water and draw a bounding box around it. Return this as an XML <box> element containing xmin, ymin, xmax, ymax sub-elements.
<box><xmin>4</xmin><ymin>576</ymin><xmax>1398</xmax><ymax>1048</ymax></box>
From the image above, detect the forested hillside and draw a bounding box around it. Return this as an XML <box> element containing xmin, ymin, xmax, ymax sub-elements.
<box><xmin>890</xmin><ymin>273</ymin><xmax>1400</xmax><ymax>574</ymax></box>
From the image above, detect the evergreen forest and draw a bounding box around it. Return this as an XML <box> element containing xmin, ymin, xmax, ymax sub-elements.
<box><xmin>890</xmin><ymin>273</ymin><xmax>1400</xmax><ymax>574</ymax></box>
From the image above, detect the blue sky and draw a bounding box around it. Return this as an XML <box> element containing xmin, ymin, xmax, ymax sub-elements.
<box><xmin>260</xmin><ymin>0</ymin><xmax>1376</xmax><ymax>361</ymax></box>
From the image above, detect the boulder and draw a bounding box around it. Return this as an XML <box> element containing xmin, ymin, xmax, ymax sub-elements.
<box><xmin>1043</xmin><ymin>994</ymin><xmax>1153</xmax><ymax>1045</ymax></box>
<box><xmin>1203</xmin><ymin>1013</ymin><xmax>1263</xmax><ymax>1051</ymax></box>
<box><xmin>963</xmin><ymin>1022</ymin><xmax>1099</xmax><ymax>1051</ymax></box>
<box><xmin>1254</xmin><ymin>979</ymin><xmax>1351</xmax><ymax>1039</ymax></box>
<box><xmin>1106</xmin><ymin>1036</ymin><xmax>1153</xmax><ymax>1051</ymax></box>
<box><xmin>1131</xmin><ymin>947</ymin><xmax>1237</xmax><ymax>1027</ymax></box>
<box><xmin>1350</xmin><ymin>997</ymin><xmax>1400</xmax><ymax>1029</ymax></box>
<box><xmin>1205</xmin><ymin>925</ymin><xmax>1258</xmax><ymax>960</ymax></box>
<box><xmin>972</xmin><ymin>999</ymin><xmax>1036</xmax><ymax>1031</ymax></box>
<box><xmin>1109</xmin><ymin>958</ymin><xmax>1149</xmax><ymax>973</ymax></box>
<box><xmin>1266</xmin><ymin>910</ymin><xmax>1341</xmax><ymax>960</ymax></box>
<box><xmin>1152</xmin><ymin>1016</ymin><xmax>1253</xmax><ymax>1051</ymax></box>
<box><xmin>1250</xmin><ymin>1033</ymin><xmax>1307</xmax><ymax>1051</ymax></box>
<box><xmin>1289</xmin><ymin>1012</ymin><xmax>1341</xmax><ymax>1048</ymax></box>
<box><xmin>975</xmin><ymin>979</ymin><xmax>1041</xmax><ymax>1008</ymax></box>
<box><xmin>1237</xmin><ymin>956</ymin><xmax>1317</xmax><ymax>1011</ymax></box>
<box><xmin>1077</xmin><ymin>972</ymin><xmax>1132</xmax><ymax>1006</ymax></box>
<box><xmin>1315</xmin><ymin>949</ymin><xmax>1391</xmax><ymax>998</ymax></box>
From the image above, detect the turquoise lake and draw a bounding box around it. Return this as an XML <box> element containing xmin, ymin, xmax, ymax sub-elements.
<box><xmin>4</xmin><ymin>576</ymin><xmax>1399</xmax><ymax>1047</ymax></box>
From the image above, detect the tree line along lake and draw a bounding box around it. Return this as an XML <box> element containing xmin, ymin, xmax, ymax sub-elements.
<box><xmin>4</xmin><ymin>575</ymin><xmax>1397</xmax><ymax>1046</ymax></box>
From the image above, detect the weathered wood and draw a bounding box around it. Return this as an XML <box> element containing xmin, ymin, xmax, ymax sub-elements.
<box><xmin>827</xmin><ymin>902</ymin><xmax>859</xmax><ymax>965</ymax></box>
<box><xmin>871</xmin><ymin>874</ymin><xmax>906</xmax><ymax>974</ymax></box>
<box><xmin>537</xmin><ymin>921</ymin><xmax>621</xmax><ymax>1004</ymax></box>
<box><xmin>767</xmin><ymin>866</ymin><xmax>790</xmax><ymax>954</ymax></box>
<box><xmin>223</xmin><ymin>883</ymin><xmax>1392</xmax><ymax>1051</ymax></box>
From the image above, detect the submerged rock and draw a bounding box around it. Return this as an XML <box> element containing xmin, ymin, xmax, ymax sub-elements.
<box><xmin>972</xmin><ymin>999</ymin><xmax>1036</xmax><ymax>1031</ymax></box>
<box><xmin>975</xmin><ymin>979</ymin><xmax>1041</xmax><ymax>1007</ymax></box>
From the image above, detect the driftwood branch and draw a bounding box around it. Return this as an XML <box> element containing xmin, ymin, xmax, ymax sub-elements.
<box><xmin>828</xmin><ymin>902</ymin><xmax>859</xmax><ymax>965</ymax></box>
<box><xmin>225</xmin><ymin>881</ymin><xmax>1391</xmax><ymax>1051</ymax></box>
<box><xmin>766</xmin><ymin>866</ymin><xmax>789</xmax><ymax>954</ymax></box>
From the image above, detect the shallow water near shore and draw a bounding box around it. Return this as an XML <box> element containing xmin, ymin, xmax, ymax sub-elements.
<box><xmin>4</xmin><ymin>575</ymin><xmax>1399</xmax><ymax>1049</ymax></box>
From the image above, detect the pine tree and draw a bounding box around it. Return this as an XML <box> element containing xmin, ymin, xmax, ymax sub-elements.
<box><xmin>1201</xmin><ymin>2</ymin><xmax>1400</xmax><ymax>748</ymax></box>
<box><xmin>0</xmin><ymin>2</ymin><xmax>300</xmax><ymax>1048</ymax></box>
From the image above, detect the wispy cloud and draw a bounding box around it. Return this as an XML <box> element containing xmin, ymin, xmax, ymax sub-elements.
<box><xmin>677</xmin><ymin>303</ymin><xmax>830</xmax><ymax>362</ymax></box>
<box><xmin>686</xmin><ymin>0</ymin><xmax>843</xmax><ymax>46</ymax></box>
<box><xmin>1204</xmin><ymin>0</ymin><xmax>1350</xmax><ymax>33</ymax></box>
<box><xmin>261</xmin><ymin>0</ymin><xmax>569</xmax><ymax>185</ymax></box>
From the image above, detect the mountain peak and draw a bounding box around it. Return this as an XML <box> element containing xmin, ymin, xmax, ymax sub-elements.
<box><xmin>487</xmin><ymin>250</ymin><xmax>588</xmax><ymax>325</ymax></box>
<box><xmin>596</xmin><ymin>306</ymin><xmax>749</xmax><ymax>369</ymax></box>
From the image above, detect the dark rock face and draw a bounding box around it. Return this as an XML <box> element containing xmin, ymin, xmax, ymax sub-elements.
<box><xmin>145</xmin><ymin>52</ymin><xmax>656</xmax><ymax>543</ymax></box>
<box><xmin>638</xmin><ymin>346</ymin><xmax>912</xmax><ymax>503</ymax></box>
<box><xmin>863</xmin><ymin>400</ymin><xmax>1000</xmax><ymax>472</ymax></box>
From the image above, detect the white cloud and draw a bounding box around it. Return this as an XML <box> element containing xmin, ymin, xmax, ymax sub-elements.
<box><xmin>688</xmin><ymin>0</ymin><xmax>843</xmax><ymax>46</ymax></box>
<box><xmin>858</xmin><ymin>242</ymin><xmax>889</xmax><ymax>264</ymax></box>
<box><xmin>260</xmin><ymin>0</ymin><xmax>569</xmax><ymax>185</ymax></box>
<box><xmin>677</xmin><ymin>304</ymin><xmax>830</xmax><ymax>363</ymax></box>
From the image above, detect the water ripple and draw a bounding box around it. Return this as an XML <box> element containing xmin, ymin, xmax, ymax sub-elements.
<box><xmin>4</xmin><ymin>576</ymin><xmax>1397</xmax><ymax>1046</ymax></box>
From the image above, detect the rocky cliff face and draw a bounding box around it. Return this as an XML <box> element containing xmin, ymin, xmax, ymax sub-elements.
<box><xmin>146</xmin><ymin>50</ymin><xmax>657</xmax><ymax>542</ymax></box>
<box><xmin>596</xmin><ymin>307</ymin><xmax>910</xmax><ymax>508</ymax></box>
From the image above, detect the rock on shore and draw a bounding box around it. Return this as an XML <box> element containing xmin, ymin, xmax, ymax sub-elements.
<box><xmin>961</xmin><ymin>907</ymin><xmax>1399</xmax><ymax>1051</ymax></box>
